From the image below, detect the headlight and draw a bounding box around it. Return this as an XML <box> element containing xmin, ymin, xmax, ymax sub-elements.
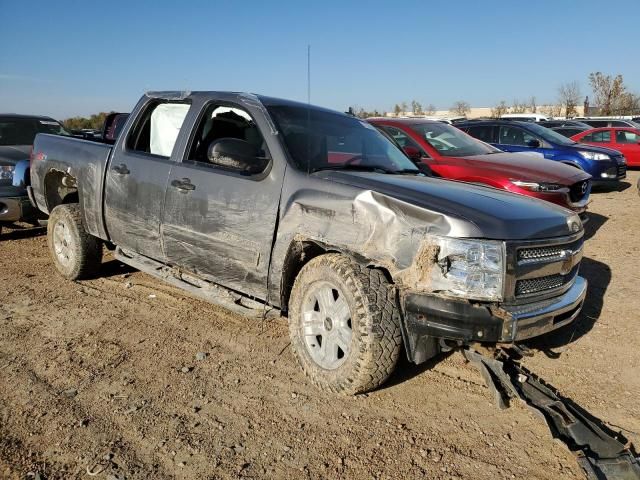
<box><xmin>510</xmin><ymin>179</ymin><xmax>566</xmax><ymax>192</ymax></box>
<box><xmin>579</xmin><ymin>151</ymin><xmax>610</xmax><ymax>161</ymax></box>
<box><xmin>0</xmin><ymin>165</ymin><xmax>15</xmax><ymax>181</ymax></box>
<box><xmin>429</xmin><ymin>237</ymin><xmax>504</xmax><ymax>301</ymax></box>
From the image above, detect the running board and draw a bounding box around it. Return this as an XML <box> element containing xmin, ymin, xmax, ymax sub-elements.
<box><xmin>464</xmin><ymin>348</ymin><xmax>640</xmax><ymax>480</ymax></box>
<box><xmin>114</xmin><ymin>247</ymin><xmax>279</xmax><ymax>319</ymax></box>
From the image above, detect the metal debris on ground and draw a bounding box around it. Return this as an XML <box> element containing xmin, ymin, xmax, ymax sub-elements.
<box><xmin>464</xmin><ymin>348</ymin><xmax>640</xmax><ymax>480</ymax></box>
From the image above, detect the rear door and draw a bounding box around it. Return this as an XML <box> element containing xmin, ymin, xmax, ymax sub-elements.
<box><xmin>104</xmin><ymin>98</ymin><xmax>191</xmax><ymax>261</ymax></box>
<box><xmin>161</xmin><ymin>98</ymin><xmax>282</xmax><ymax>300</ymax></box>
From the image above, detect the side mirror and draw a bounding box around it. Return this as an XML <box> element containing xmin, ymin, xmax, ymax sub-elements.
<box><xmin>207</xmin><ymin>138</ymin><xmax>267</xmax><ymax>174</ymax></box>
<box><xmin>526</xmin><ymin>139</ymin><xmax>541</xmax><ymax>148</ymax></box>
<box><xmin>402</xmin><ymin>145</ymin><xmax>422</xmax><ymax>161</ymax></box>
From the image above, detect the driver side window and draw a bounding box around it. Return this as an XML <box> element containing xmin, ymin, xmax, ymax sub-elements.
<box><xmin>499</xmin><ymin>125</ymin><xmax>538</xmax><ymax>146</ymax></box>
<box><xmin>186</xmin><ymin>104</ymin><xmax>270</xmax><ymax>174</ymax></box>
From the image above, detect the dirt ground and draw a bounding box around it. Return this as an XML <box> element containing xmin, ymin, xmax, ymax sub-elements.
<box><xmin>1</xmin><ymin>171</ymin><xmax>638</xmax><ymax>480</ymax></box>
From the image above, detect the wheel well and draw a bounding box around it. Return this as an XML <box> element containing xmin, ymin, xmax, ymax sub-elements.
<box><xmin>279</xmin><ymin>240</ymin><xmax>394</xmax><ymax>314</ymax></box>
<box><xmin>280</xmin><ymin>240</ymin><xmax>327</xmax><ymax>314</ymax></box>
<box><xmin>44</xmin><ymin>170</ymin><xmax>79</xmax><ymax>212</ymax></box>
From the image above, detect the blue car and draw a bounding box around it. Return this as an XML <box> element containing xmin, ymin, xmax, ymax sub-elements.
<box><xmin>457</xmin><ymin>120</ymin><xmax>627</xmax><ymax>186</ymax></box>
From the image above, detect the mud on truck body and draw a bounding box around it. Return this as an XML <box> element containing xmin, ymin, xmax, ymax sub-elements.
<box><xmin>29</xmin><ymin>91</ymin><xmax>587</xmax><ymax>394</ymax></box>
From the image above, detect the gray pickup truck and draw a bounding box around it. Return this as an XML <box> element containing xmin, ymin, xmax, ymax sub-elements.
<box><xmin>30</xmin><ymin>91</ymin><xmax>587</xmax><ymax>394</ymax></box>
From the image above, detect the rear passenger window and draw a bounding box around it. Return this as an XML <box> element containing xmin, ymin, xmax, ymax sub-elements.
<box><xmin>127</xmin><ymin>101</ymin><xmax>190</xmax><ymax>157</ymax></box>
<box><xmin>583</xmin><ymin>131</ymin><xmax>611</xmax><ymax>143</ymax></box>
<box><xmin>611</xmin><ymin>121</ymin><xmax>628</xmax><ymax>127</ymax></box>
<box><xmin>465</xmin><ymin>125</ymin><xmax>496</xmax><ymax>143</ymax></box>
<box><xmin>616</xmin><ymin>131</ymin><xmax>640</xmax><ymax>143</ymax></box>
<box><xmin>186</xmin><ymin>104</ymin><xmax>270</xmax><ymax>174</ymax></box>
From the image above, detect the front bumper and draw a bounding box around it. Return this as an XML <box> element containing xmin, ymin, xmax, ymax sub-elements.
<box><xmin>591</xmin><ymin>160</ymin><xmax>626</xmax><ymax>184</ymax></box>
<box><xmin>401</xmin><ymin>276</ymin><xmax>587</xmax><ymax>362</ymax></box>
<box><xmin>0</xmin><ymin>185</ymin><xmax>36</xmax><ymax>223</ymax></box>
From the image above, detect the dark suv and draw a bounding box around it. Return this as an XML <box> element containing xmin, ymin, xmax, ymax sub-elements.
<box><xmin>457</xmin><ymin>119</ymin><xmax>626</xmax><ymax>186</ymax></box>
<box><xmin>0</xmin><ymin>114</ymin><xmax>69</xmax><ymax>236</ymax></box>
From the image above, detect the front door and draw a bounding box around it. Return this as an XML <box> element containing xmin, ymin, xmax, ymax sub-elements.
<box><xmin>161</xmin><ymin>101</ymin><xmax>282</xmax><ymax>299</ymax></box>
<box><xmin>104</xmin><ymin>99</ymin><xmax>190</xmax><ymax>261</ymax></box>
<box><xmin>497</xmin><ymin>125</ymin><xmax>546</xmax><ymax>158</ymax></box>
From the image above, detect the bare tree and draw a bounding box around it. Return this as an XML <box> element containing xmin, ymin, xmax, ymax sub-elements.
<box><xmin>619</xmin><ymin>92</ymin><xmax>640</xmax><ymax>115</ymax></box>
<box><xmin>529</xmin><ymin>96</ymin><xmax>537</xmax><ymax>113</ymax></box>
<box><xmin>491</xmin><ymin>100</ymin><xmax>508</xmax><ymax>118</ymax></box>
<box><xmin>411</xmin><ymin>100</ymin><xmax>423</xmax><ymax>115</ymax></box>
<box><xmin>540</xmin><ymin>104</ymin><xmax>563</xmax><ymax>118</ymax></box>
<box><xmin>400</xmin><ymin>102</ymin><xmax>409</xmax><ymax>115</ymax></box>
<box><xmin>510</xmin><ymin>99</ymin><xmax>528</xmax><ymax>113</ymax></box>
<box><xmin>425</xmin><ymin>104</ymin><xmax>436</xmax><ymax>115</ymax></box>
<box><xmin>558</xmin><ymin>81</ymin><xmax>581</xmax><ymax>117</ymax></box>
<box><xmin>450</xmin><ymin>100</ymin><xmax>471</xmax><ymax>116</ymax></box>
<box><xmin>588</xmin><ymin>72</ymin><xmax>626</xmax><ymax>115</ymax></box>
<box><xmin>393</xmin><ymin>104</ymin><xmax>401</xmax><ymax>117</ymax></box>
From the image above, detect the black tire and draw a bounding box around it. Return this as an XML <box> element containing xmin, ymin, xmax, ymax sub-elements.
<box><xmin>288</xmin><ymin>253</ymin><xmax>402</xmax><ymax>394</ymax></box>
<box><xmin>47</xmin><ymin>204</ymin><xmax>102</xmax><ymax>280</ymax></box>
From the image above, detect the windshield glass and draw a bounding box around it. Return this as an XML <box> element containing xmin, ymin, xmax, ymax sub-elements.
<box><xmin>264</xmin><ymin>104</ymin><xmax>419</xmax><ymax>173</ymax></box>
<box><xmin>0</xmin><ymin>117</ymin><xmax>69</xmax><ymax>146</ymax></box>
<box><xmin>524</xmin><ymin>122</ymin><xmax>577</xmax><ymax>146</ymax></box>
<box><xmin>410</xmin><ymin>122</ymin><xmax>500</xmax><ymax>157</ymax></box>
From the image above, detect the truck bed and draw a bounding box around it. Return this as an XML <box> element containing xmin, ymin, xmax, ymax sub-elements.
<box><xmin>31</xmin><ymin>133</ymin><xmax>113</xmax><ymax>240</ymax></box>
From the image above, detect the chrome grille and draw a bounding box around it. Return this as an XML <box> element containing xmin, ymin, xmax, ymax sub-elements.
<box><xmin>518</xmin><ymin>246</ymin><xmax>565</xmax><ymax>264</ymax></box>
<box><xmin>516</xmin><ymin>274</ymin><xmax>564</xmax><ymax>296</ymax></box>
<box><xmin>506</xmin><ymin>232</ymin><xmax>584</xmax><ymax>302</ymax></box>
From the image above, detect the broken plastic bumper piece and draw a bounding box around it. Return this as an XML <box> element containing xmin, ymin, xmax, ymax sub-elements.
<box><xmin>464</xmin><ymin>348</ymin><xmax>640</xmax><ymax>480</ymax></box>
<box><xmin>402</xmin><ymin>276</ymin><xmax>587</xmax><ymax>344</ymax></box>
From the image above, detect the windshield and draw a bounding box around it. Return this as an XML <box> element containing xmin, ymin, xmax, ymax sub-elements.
<box><xmin>0</xmin><ymin>117</ymin><xmax>69</xmax><ymax>146</ymax></box>
<box><xmin>264</xmin><ymin>104</ymin><xmax>419</xmax><ymax>174</ymax></box>
<box><xmin>523</xmin><ymin>122</ymin><xmax>577</xmax><ymax>146</ymax></box>
<box><xmin>410</xmin><ymin>122</ymin><xmax>500</xmax><ymax>157</ymax></box>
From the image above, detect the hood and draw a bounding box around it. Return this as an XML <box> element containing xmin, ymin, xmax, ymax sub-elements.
<box><xmin>450</xmin><ymin>152</ymin><xmax>591</xmax><ymax>183</ymax></box>
<box><xmin>316</xmin><ymin>171</ymin><xmax>580</xmax><ymax>240</ymax></box>
<box><xmin>0</xmin><ymin>145</ymin><xmax>31</xmax><ymax>166</ymax></box>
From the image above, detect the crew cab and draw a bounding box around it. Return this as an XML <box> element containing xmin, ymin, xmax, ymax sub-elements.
<box><xmin>457</xmin><ymin>119</ymin><xmax>627</xmax><ymax>186</ymax></box>
<box><xmin>30</xmin><ymin>91</ymin><xmax>588</xmax><ymax>394</ymax></box>
<box><xmin>368</xmin><ymin>118</ymin><xmax>591</xmax><ymax>216</ymax></box>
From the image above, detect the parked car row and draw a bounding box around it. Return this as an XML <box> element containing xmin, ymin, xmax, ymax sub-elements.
<box><xmin>457</xmin><ymin>119</ymin><xmax>627</xmax><ymax>184</ymax></box>
<box><xmin>368</xmin><ymin>117</ymin><xmax>591</xmax><ymax>218</ymax></box>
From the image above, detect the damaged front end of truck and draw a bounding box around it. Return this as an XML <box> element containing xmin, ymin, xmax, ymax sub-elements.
<box><xmin>272</xmin><ymin>177</ymin><xmax>587</xmax><ymax>366</ymax></box>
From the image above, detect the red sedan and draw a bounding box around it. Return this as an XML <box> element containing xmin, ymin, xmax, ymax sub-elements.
<box><xmin>368</xmin><ymin>118</ymin><xmax>591</xmax><ymax>214</ymax></box>
<box><xmin>571</xmin><ymin>127</ymin><xmax>640</xmax><ymax>167</ymax></box>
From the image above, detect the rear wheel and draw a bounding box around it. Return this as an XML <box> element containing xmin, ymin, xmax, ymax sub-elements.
<box><xmin>47</xmin><ymin>204</ymin><xmax>102</xmax><ymax>280</ymax></box>
<box><xmin>288</xmin><ymin>253</ymin><xmax>402</xmax><ymax>394</ymax></box>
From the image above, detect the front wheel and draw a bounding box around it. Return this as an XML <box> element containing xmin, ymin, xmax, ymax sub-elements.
<box><xmin>47</xmin><ymin>204</ymin><xmax>102</xmax><ymax>280</ymax></box>
<box><xmin>288</xmin><ymin>253</ymin><xmax>402</xmax><ymax>394</ymax></box>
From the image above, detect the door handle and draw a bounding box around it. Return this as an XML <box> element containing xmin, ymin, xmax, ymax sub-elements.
<box><xmin>112</xmin><ymin>163</ymin><xmax>130</xmax><ymax>175</ymax></box>
<box><xmin>171</xmin><ymin>178</ymin><xmax>196</xmax><ymax>192</ymax></box>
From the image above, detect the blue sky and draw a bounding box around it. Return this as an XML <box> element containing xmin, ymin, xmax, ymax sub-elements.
<box><xmin>1</xmin><ymin>0</ymin><xmax>639</xmax><ymax>119</ymax></box>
